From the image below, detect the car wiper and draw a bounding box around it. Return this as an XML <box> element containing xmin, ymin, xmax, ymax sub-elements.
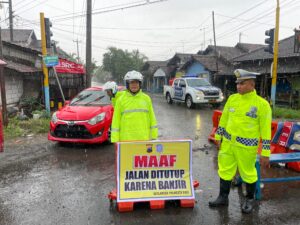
<box><xmin>84</xmin><ymin>95</ymin><xmax>105</xmax><ymax>105</ymax></box>
<box><xmin>70</xmin><ymin>93</ymin><xmax>93</xmax><ymax>105</ymax></box>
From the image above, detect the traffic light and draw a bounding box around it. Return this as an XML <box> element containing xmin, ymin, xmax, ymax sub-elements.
<box><xmin>44</xmin><ymin>17</ymin><xmax>53</xmax><ymax>48</ymax></box>
<box><xmin>264</xmin><ymin>28</ymin><xmax>274</xmax><ymax>54</ymax></box>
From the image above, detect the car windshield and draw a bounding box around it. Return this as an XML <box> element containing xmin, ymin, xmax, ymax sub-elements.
<box><xmin>186</xmin><ymin>78</ymin><xmax>211</xmax><ymax>87</ymax></box>
<box><xmin>70</xmin><ymin>90</ymin><xmax>111</xmax><ymax>106</ymax></box>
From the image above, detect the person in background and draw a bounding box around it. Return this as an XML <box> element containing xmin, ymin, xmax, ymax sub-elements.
<box><xmin>111</xmin><ymin>70</ymin><xmax>158</xmax><ymax>142</ymax></box>
<box><xmin>103</xmin><ymin>81</ymin><xmax>124</xmax><ymax>107</ymax></box>
<box><xmin>209</xmin><ymin>69</ymin><xmax>272</xmax><ymax>214</ymax></box>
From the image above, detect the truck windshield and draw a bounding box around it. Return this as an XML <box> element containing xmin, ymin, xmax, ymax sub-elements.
<box><xmin>186</xmin><ymin>79</ymin><xmax>211</xmax><ymax>87</ymax></box>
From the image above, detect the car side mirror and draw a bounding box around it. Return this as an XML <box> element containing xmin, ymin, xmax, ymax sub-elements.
<box><xmin>64</xmin><ymin>100</ymin><xmax>70</xmax><ymax>106</ymax></box>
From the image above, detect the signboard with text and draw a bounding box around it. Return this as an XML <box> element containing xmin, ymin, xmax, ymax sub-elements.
<box><xmin>116</xmin><ymin>140</ymin><xmax>194</xmax><ymax>202</ymax></box>
<box><xmin>43</xmin><ymin>56</ymin><xmax>59</xmax><ymax>67</ymax></box>
<box><xmin>55</xmin><ymin>58</ymin><xmax>85</xmax><ymax>74</ymax></box>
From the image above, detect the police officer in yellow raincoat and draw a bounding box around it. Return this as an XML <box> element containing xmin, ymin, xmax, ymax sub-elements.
<box><xmin>111</xmin><ymin>70</ymin><xmax>158</xmax><ymax>142</ymax></box>
<box><xmin>103</xmin><ymin>81</ymin><xmax>124</xmax><ymax>107</ymax></box>
<box><xmin>209</xmin><ymin>69</ymin><xmax>272</xmax><ymax>214</ymax></box>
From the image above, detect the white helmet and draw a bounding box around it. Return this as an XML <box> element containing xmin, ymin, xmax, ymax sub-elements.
<box><xmin>124</xmin><ymin>70</ymin><xmax>143</xmax><ymax>82</ymax></box>
<box><xmin>103</xmin><ymin>81</ymin><xmax>118</xmax><ymax>95</ymax></box>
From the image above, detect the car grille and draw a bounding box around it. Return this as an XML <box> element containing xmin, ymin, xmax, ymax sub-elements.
<box><xmin>203</xmin><ymin>90</ymin><xmax>219</xmax><ymax>96</ymax></box>
<box><xmin>53</xmin><ymin>124</ymin><xmax>99</xmax><ymax>139</ymax></box>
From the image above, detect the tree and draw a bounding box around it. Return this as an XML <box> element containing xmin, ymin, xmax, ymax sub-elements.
<box><xmin>93</xmin><ymin>66</ymin><xmax>111</xmax><ymax>83</ymax></box>
<box><xmin>102</xmin><ymin>47</ymin><xmax>147</xmax><ymax>83</ymax></box>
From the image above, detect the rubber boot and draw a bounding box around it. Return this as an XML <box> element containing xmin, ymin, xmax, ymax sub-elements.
<box><xmin>242</xmin><ymin>182</ymin><xmax>256</xmax><ymax>214</ymax></box>
<box><xmin>209</xmin><ymin>178</ymin><xmax>231</xmax><ymax>207</ymax></box>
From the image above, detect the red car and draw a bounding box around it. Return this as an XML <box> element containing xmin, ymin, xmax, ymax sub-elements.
<box><xmin>48</xmin><ymin>86</ymin><xmax>114</xmax><ymax>144</ymax></box>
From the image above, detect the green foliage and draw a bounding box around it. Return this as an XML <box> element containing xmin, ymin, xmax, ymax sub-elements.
<box><xmin>102</xmin><ymin>47</ymin><xmax>147</xmax><ymax>83</ymax></box>
<box><xmin>273</xmin><ymin>107</ymin><xmax>300</xmax><ymax>119</ymax></box>
<box><xmin>4</xmin><ymin>117</ymin><xmax>50</xmax><ymax>139</ymax></box>
<box><xmin>20</xmin><ymin>96</ymin><xmax>43</xmax><ymax>116</ymax></box>
<box><xmin>32</xmin><ymin>110</ymin><xmax>50</xmax><ymax>119</ymax></box>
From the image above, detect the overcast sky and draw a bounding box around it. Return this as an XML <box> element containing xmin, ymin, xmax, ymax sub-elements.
<box><xmin>0</xmin><ymin>0</ymin><xmax>299</xmax><ymax>65</ymax></box>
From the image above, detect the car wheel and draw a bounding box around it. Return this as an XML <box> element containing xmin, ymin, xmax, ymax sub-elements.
<box><xmin>186</xmin><ymin>95</ymin><xmax>195</xmax><ymax>109</ymax></box>
<box><xmin>166</xmin><ymin>93</ymin><xmax>173</xmax><ymax>104</ymax></box>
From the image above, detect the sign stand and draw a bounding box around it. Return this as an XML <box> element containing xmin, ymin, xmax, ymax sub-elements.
<box><xmin>107</xmin><ymin>140</ymin><xmax>200</xmax><ymax>212</ymax></box>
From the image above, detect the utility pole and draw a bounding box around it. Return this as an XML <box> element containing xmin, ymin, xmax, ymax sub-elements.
<box><xmin>73</xmin><ymin>39</ymin><xmax>81</xmax><ymax>63</ymax></box>
<box><xmin>86</xmin><ymin>0</ymin><xmax>92</xmax><ymax>88</ymax></box>
<box><xmin>0</xmin><ymin>0</ymin><xmax>13</xmax><ymax>41</ymax></box>
<box><xmin>0</xmin><ymin>26</ymin><xmax>8</xmax><ymax>126</ymax></box>
<box><xmin>270</xmin><ymin>0</ymin><xmax>280</xmax><ymax>108</ymax></box>
<box><xmin>40</xmin><ymin>13</ymin><xmax>50</xmax><ymax>114</ymax></box>
<box><xmin>239</xmin><ymin>32</ymin><xmax>242</xmax><ymax>43</ymax></box>
<box><xmin>212</xmin><ymin>11</ymin><xmax>219</xmax><ymax>73</ymax></box>
<box><xmin>8</xmin><ymin>0</ymin><xmax>13</xmax><ymax>41</ymax></box>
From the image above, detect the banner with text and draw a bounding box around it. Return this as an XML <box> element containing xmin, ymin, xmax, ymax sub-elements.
<box><xmin>117</xmin><ymin>140</ymin><xmax>194</xmax><ymax>202</ymax></box>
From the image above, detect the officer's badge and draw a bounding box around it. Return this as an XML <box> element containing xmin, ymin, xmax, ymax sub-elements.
<box><xmin>146</xmin><ymin>144</ymin><xmax>153</xmax><ymax>153</ymax></box>
<box><xmin>246</xmin><ymin>106</ymin><xmax>257</xmax><ymax>118</ymax></box>
<box><xmin>156</xmin><ymin>144</ymin><xmax>163</xmax><ymax>153</ymax></box>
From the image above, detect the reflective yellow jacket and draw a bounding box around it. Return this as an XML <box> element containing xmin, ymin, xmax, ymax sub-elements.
<box><xmin>111</xmin><ymin>90</ymin><xmax>158</xmax><ymax>142</ymax></box>
<box><xmin>215</xmin><ymin>90</ymin><xmax>272</xmax><ymax>157</ymax></box>
<box><xmin>111</xmin><ymin>91</ymin><xmax>124</xmax><ymax>107</ymax></box>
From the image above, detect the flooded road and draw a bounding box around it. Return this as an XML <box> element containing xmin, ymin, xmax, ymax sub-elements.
<box><xmin>1</xmin><ymin>94</ymin><xmax>300</xmax><ymax>225</ymax></box>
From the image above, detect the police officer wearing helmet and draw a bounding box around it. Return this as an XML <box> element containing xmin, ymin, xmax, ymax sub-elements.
<box><xmin>209</xmin><ymin>69</ymin><xmax>272</xmax><ymax>214</ymax></box>
<box><xmin>103</xmin><ymin>81</ymin><xmax>123</xmax><ymax>107</ymax></box>
<box><xmin>111</xmin><ymin>70</ymin><xmax>158</xmax><ymax>142</ymax></box>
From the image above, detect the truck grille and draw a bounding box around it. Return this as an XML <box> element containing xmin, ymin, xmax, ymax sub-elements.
<box><xmin>53</xmin><ymin>124</ymin><xmax>98</xmax><ymax>139</ymax></box>
<box><xmin>203</xmin><ymin>90</ymin><xmax>219</xmax><ymax>96</ymax></box>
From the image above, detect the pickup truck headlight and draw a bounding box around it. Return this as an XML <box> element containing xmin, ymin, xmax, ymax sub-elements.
<box><xmin>88</xmin><ymin>112</ymin><xmax>106</xmax><ymax>125</ymax></box>
<box><xmin>195</xmin><ymin>91</ymin><xmax>204</xmax><ymax>100</ymax></box>
<box><xmin>51</xmin><ymin>112</ymin><xmax>58</xmax><ymax>124</ymax></box>
<box><xmin>219</xmin><ymin>91</ymin><xmax>224</xmax><ymax>100</ymax></box>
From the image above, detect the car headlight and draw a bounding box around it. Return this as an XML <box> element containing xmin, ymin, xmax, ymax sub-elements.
<box><xmin>219</xmin><ymin>91</ymin><xmax>224</xmax><ymax>99</ymax></box>
<box><xmin>51</xmin><ymin>112</ymin><xmax>58</xmax><ymax>124</ymax></box>
<box><xmin>196</xmin><ymin>91</ymin><xmax>204</xmax><ymax>99</ymax></box>
<box><xmin>88</xmin><ymin>112</ymin><xmax>106</xmax><ymax>125</ymax></box>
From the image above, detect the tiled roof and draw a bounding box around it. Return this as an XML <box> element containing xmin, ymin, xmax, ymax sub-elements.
<box><xmin>167</xmin><ymin>53</ymin><xmax>198</xmax><ymax>66</ymax></box>
<box><xmin>1</xmin><ymin>29</ymin><xmax>35</xmax><ymax>44</ymax></box>
<box><xmin>234</xmin><ymin>36</ymin><xmax>300</xmax><ymax>62</ymax></box>
<box><xmin>202</xmin><ymin>43</ymin><xmax>265</xmax><ymax>63</ymax></box>
<box><xmin>5</xmin><ymin>60</ymin><xmax>41</xmax><ymax>73</ymax></box>
<box><xmin>142</xmin><ymin>60</ymin><xmax>169</xmax><ymax>74</ymax></box>
<box><xmin>235</xmin><ymin>43</ymin><xmax>265</xmax><ymax>53</ymax></box>
<box><xmin>181</xmin><ymin>55</ymin><xmax>233</xmax><ymax>75</ymax></box>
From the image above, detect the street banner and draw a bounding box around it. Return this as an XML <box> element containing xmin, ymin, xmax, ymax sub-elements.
<box><xmin>55</xmin><ymin>58</ymin><xmax>85</xmax><ymax>74</ymax></box>
<box><xmin>116</xmin><ymin>140</ymin><xmax>194</xmax><ymax>202</ymax></box>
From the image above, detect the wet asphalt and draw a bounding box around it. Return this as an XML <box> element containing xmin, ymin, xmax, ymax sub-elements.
<box><xmin>1</xmin><ymin>94</ymin><xmax>300</xmax><ymax>225</ymax></box>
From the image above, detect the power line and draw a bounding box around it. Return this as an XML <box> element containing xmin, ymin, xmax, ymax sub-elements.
<box><xmin>53</xmin><ymin>0</ymin><xmax>168</xmax><ymax>22</ymax></box>
<box><xmin>216</xmin><ymin>0</ymin><xmax>296</xmax><ymax>41</ymax></box>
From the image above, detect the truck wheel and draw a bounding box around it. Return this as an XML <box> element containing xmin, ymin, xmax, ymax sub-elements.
<box><xmin>166</xmin><ymin>93</ymin><xmax>173</xmax><ymax>104</ymax></box>
<box><xmin>186</xmin><ymin>95</ymin><xmax>195</xmax><ymax>109</ymax></box>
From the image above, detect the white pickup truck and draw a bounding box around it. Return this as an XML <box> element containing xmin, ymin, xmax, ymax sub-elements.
<box><xmin>163</xmin><ymin>77</ymin><xmax>224</xmax><ymax>109</ymax></box>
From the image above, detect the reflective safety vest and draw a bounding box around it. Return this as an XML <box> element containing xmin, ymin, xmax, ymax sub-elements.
<box><xmin>111</xmin><ymin>91</ymin><xmax>124</xmax><ymax>107</ymax></box>
<box><xmin>111</xmin><ymin>90</ymin><xmax>158</xmax><ymax>142</ymax></box>
<box><xmin>215</xmin><ymin>90</ymin><xmax>272</xmax><ymax>157</ymax></box>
